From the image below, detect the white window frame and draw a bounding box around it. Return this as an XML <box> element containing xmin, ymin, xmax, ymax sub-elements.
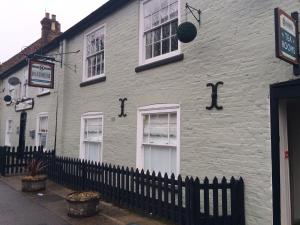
<box><xmin>5</xmin><ymin>119</ymin><xmax>13</xmax><ymax>146</ymax></box>
<box><xmin>36</xmin><ymin>112</ymin><xmax>49</xmax><ymax>150</ymax></box>
<box><xmin>136</xmin><ymin>104</ymin><xmax>180</xmax><ymax>176</ymax></box>
<box><xmin>139</xmin><ymin>0</ymin><xmax>181</xmax><ymax>66</ymax></box>
<box><xmin>82</xmin><ymin>25</ymin><xmax>106</xmax><ymax>82</ymax></box>
<box><xmin>79</xmin><ymin>112</ymin><xmax>104</xmax><ymax>163</ymax></box>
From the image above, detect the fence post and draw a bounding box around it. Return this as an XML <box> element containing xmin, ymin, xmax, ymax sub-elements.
<box><xmin>185</xmin><ymin>176</ymin><xmax>191</xmax><ymax>225</ymax></box>
<box><xmin>5</xmin><ymin>147</ymin><xmax>10</xmax><ymax>175</ymax></box>
<box><xmin>189</xmin><ymin>177</ymin><xmax>195</xmax><ymax>225</ymax></box>
<box><xmin>193</xmin><ymin>177</ymin><xmax>200</xmax><ymax>225</ymax></box>
<box><xmin>203</xmin><ymin>177</ymin><xmax>209</xmax><ymax>225</ymax></box>
<box><xmin>0</xmin><ymin>147</ymin><xmax>5</xmax><ymax>176</ymax></box>
<box><xmin>82</xmin><ymin>160</ymin><xmax>87</xmax><ymax>191</ymax></box>
<box><xmin>238</xmin><ymin>178</ymin><xmax>245</xmax><ymax>225</ymax></box>
<box><xmin>231</xmin><ymin>177</ymin><xmax>238</xmax><ymax>225</ymax></box>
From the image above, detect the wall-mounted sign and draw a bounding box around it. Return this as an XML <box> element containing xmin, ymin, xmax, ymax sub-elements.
<box><xmin>274</xmin><ymin>8</ymin><xmax>299</xmax><ymax>65</ymax></box>
<box><xmin>28</xmin><ymin>60</ymin><xmax>54</xmax><ymax>89</ymax></box>
<box><xmin>15</xmin><ymin>98</ymin><xmax>34</xmax><ymax>112</ymax></box>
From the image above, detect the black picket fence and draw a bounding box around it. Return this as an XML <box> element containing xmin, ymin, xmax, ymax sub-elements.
<box><xmin>0</xmin><ymin>146</ymin><xmax>245</xmax><ymax>225</ymax></box>
<box><xmin>0</xmin><ymin>146</ymin><xmax>55</xmax><ymax>175</ymax></box>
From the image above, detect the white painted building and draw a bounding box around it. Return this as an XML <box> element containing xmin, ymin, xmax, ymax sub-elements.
<box><xmin>1</xmin><ymin>1</ymin><xmax>300</xmax><ymax>225</ymax></box>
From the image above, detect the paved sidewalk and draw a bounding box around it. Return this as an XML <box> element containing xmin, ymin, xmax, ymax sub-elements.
<box><xmin>0</xmin><ymin>180</ymin><xmax>70</xmax><ymax>225</ymax></box>
<box><xmin>0</xmin><ymin>176</ymin><xmax>169</xmax><ymax>225</ymax></box>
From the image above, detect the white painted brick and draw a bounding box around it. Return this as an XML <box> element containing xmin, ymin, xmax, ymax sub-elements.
<box><xmin>2</xmin><ymin>1</ymin><xmax>300</xmax><ymax>224</ymax></box>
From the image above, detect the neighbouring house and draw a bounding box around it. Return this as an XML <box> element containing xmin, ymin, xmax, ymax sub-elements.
<box><xmin>0</xmin><ymin>12</ymin><xmax>62</xmax><ymax>150</ymax></box>
<box><xmin>0</xmin><ymin>1</ymin><xmax>300</xmax><ymax>225</ymax></box>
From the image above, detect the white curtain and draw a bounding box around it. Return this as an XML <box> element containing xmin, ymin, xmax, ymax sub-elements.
<box><xmin>144</xmin><ymin>145</ymin><xmax>176</xmax><ymax>175</ymax></box>
<box><xmin>85</xmin><ymin>142</ymin><xmax>101</xmax><ymax>162</ymax></box>
<box><xmin>39</xmin><ymin>116</ymin><xmax>48</xmax><ymax>147</ymax></box>
<box><xmin>83</xmin><ymin>116</ymin><xmax>102</xmax><ymax>162</ymax></box>
<box><xmin>142</xmin><ymin>111</ymin><xmax>177</xmax><ymax>175</ymax></box>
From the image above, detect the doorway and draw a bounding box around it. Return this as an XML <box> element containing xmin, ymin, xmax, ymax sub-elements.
<box><xmin>287</xmin><ymin>100</ymin><xmax>300</xmax><ymax>225</ymax></box>
<box><xmin>279</xmin><ymin>99</ymin><xmax>300</xmax><ymax>225</ymax></box>
<box><xmin>18</xmin><ymin>111</ymin><xmax>27</xmax><ymax>151</ymax></box>
<box><xmin>271</xmin><ymin>80</ymin><xmax>300</xmax><ymax>225</ymax></box>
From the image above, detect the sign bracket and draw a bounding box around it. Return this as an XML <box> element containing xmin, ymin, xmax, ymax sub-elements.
<box><xmin>186</xmin><ymin>3</ymin><xmax>201</xmax><ymax>26</ymax></box>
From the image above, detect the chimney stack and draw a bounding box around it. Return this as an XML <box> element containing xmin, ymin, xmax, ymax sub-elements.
<box><xmin>41</xmin><ymin>12</ymin><xmax>61</xmax><ymax>44</ymax></box>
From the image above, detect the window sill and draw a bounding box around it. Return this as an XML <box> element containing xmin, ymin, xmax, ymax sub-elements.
<box><xmin>37</xmin><ymin>92</ymin><xmax>50</xmax><ymax>97</ymax></box>
<box><xmin>135</xmin><ymin>53</ymin><xmax>184</xmax><ymax>73</ymax></box>
<box><xmin>80</xmin><ymin>76</ymin><xmax>106</xmax><ymax>87</ymax></box>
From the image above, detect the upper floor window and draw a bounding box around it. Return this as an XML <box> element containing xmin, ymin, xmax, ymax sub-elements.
<box><xmin>22</xmin><ymin>79</ymin><xmax>28</xmax><ymax>99</ymax></box>
<box><xmin>140</xmin><ymin>0</ymin><xmax>179</xmax><ymax>64</ymax></box>
<box><xmin>83</xmin><ymin>26</ymin><xmax>105</xmax><ymax>81</ymax></box>
<box><xmin>22</xmin><ymin>68</ymin><xmax>28</xmax><ymax>99</ymax></box>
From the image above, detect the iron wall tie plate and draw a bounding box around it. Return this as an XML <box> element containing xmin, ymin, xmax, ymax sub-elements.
<box><xmin>119</xmin><ymin>98</ymin><xmax>127</xmax><ymax>117</ymax></box>
<box><xmin>206</xmin><ymin>82</ymin><xmax>224</xmax><ymax>110</ymax></box>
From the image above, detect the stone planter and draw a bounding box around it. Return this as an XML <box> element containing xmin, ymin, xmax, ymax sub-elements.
<box><xmin>66</xmin><ymin>192</ymin><xmax>100</xmax><ymax>217</ymax></box>
<box><xmin>21</xmin><ymin>175</ymin><xmax>47</xmax><ymax>192</ymax></box>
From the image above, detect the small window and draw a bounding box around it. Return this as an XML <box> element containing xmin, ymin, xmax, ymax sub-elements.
<box><xmin>38</xmin><ymin>88</ymin><xmax>50</xmax><ymax>95</ymax></box>
<box><xmin>6</xmin><ymin>78</ymin><xmax>22</xmax><ymax>103</ymax></box>
<box><xmin>80</xmin><ymin>113</ymin><xmax>103</xmax><ymax>162</ymax></box>
<box><xmin>137</xmin><ymin>104</ymin><xmax>180</xmax><ymax>176</ymax></box>
<box><xmin>83</xmin><ymin>26</ymin><xmax>105</xmax><ymax>81</ymax></box>
<box><xmin>7</xmin><ymin>84</ymin><xmax>15</xmax><ymax>104</ymax></box>
<box><xmin>36</xmin><ymin>113</ymin><xmax>48</xmax><ymax>150</ymax></box>
<box><xmin>5</xmin><ymin>120</ymin><xmax>13</xmax><ymax>146</ymax></box>
<box><xmin>22</xmin><ymin>68</ymin><xmax>29</xmax><ymax>98</ymax></box>
<box><xmin>140</xmin><ymin>0</ymin><xmax>179</xmax><ymax>64</ymax></box>
<box><xmin>22</xmin><ymin>79</ymin><xmax>28</xmax><ymax>98</ymax></box>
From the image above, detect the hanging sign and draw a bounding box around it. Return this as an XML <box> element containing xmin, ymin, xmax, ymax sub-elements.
<box><xmin>274</xmin><ymin>8</ymin><xmax>299</xmax><ymax>65</ymax></box>
<box><xmin>15</xmin><ymin>98</ymin><xmax>34</xmax><ymax>112</ymax></box>
<box><xmin>28</xmin><ymin>60</ymin><xmax>54</xmax><ymax>88</ymax></box>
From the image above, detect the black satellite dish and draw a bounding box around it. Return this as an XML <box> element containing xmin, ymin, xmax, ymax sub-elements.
<box><xmin>177</xmin><ymin>22</ymin><xmax>197</xmax><ymax>43</ymax></box>
<box><xmin>8</xmin><ymin>77</ymin><xmax>21</xmax><ymax>86</ymax></box>
<box><xmin>4</xmin><ymin>95</ymin><xmax>12</xmax><ymax>102</ymax></box>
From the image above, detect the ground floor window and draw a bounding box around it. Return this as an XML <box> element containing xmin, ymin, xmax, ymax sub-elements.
<box><xmin>36</xmin><ymin>113</ymin><xmax>48</xmax><ymax>150</ymax></box>
<box><xmin>5</xmin><ymin>119</ymin><xmax>13</xmax><ymax>146</ymax></box>
<box><xmin>80</xmin><ymin>112</ymin><xmax>103</xmax><ymax>163</ymax></box>
<box><xmin>137</xmin><ymin>104</ymin><xmax>180</xmax><ymax>176</ymax></box>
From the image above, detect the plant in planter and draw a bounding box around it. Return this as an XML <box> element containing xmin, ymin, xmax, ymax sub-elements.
<box><xmin>21</xmin><ymin>159</ymin><xmax>47</xmax><ymax>192</ymax></box>
<box><xmin>66</xmin><ymin>191</ymin><xmax>100</xmax><ymax>217</ymax></box>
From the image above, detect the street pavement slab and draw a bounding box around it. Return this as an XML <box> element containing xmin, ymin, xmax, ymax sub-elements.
<box><xmin>0</xmin><ymin>180</ymin><xmax>70</xmax><ymax>225</ymax></box>
<box><xmin>0</xmin><ymin>176</ymin><xmax>170</xmax><ymax>225</ymax></box>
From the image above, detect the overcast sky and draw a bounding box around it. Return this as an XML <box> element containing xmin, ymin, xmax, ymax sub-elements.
<box><xmin>0</xmin><ymin>0</ymin><xmax>109</xmax><ymax>63</ymax></box>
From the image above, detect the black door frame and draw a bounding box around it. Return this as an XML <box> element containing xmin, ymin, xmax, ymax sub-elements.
<box><xmin>270</xmin><ymin>79</ymin><xmax>300</xmax><ymax>225</ymax></box>
<box><xmin>18</xmin><ymin>111</ymin><xmax>27</xmax><ymax>151</ymax></box>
